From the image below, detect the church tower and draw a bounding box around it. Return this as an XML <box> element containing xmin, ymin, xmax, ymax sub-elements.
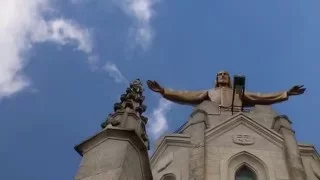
<box><xmin>74</xmin><ymin>79</ymin><xmax>153</xmax><ymax>180</ymax></box>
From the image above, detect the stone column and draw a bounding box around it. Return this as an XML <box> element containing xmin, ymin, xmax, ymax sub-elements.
<box><xmin>272</xmin><ymin>115</ymin><xmax>306</xmax><ymax>180</ymax></box>
<box><xmin>185</xmin><ymin>109</ymin><xmax>208</xmax><ymax>180</ymax></box>
<box><xmin>74</xmin><ymin>79</ymin><xmax>152</xmax><ymax>180</ymax></box>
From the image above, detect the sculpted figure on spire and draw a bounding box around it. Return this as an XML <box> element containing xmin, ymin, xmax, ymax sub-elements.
<box><xmin>147</xmin><ymin>71</ymin><xmax>305</xmax><ymax>108</ymax></box>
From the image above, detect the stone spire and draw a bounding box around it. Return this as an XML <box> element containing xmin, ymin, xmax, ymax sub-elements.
<box><xmin>74</xmin><ymin>79</ymin><xmax>153</xmax><ymax>180</ymax></box>
<box><xmin>101</xmin><ymin>78</ymin><xmax>149</xmax><ymax>149</ymax></box>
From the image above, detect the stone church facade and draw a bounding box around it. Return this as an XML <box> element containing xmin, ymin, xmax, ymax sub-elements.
<box><xmin>73</xmin><ymin>79</ymin><xmax>320</xmax><ymax>180</ymax></box>
<box><xmin>150</xmin><ymin>101</ymin><xmax>320</xmax><ymax>180</ymax></box>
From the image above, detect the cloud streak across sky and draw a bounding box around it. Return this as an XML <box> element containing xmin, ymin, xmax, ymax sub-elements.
<box><xmin>71</xmin><ymin>0</ymin><xmax>160</xmax><ymax>49</ymax></box>
<box><xmin>103</xmin><ymin>62</ymin><xmax>128</xmax><ymax>84</ymax></box>
<box><xmin>0</xmin><ymin>0</ymin><xmax>92</xmax><ymax>98</ymax></box>
<box><xmin>1</xmin><ymin>0</ymin><xmax>169</xmax><ymax>140</ymax></box>
<box><xmin>148</xmin><ymin>98</ymin><xmax>173</xmax><ymax>139</ymax></box>
<box><xmin>116</xmin><ymin>0</ymin><xmax>159</xmax><ymax>49</ymax></box>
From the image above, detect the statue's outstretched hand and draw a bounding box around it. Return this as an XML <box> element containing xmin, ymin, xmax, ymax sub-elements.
<box><xmin>288</xmin><ymin>85</ymin><xmax>306</xmax><ymax>96</ymax></box>
<box><xmin>147</xmin><ymin>80</ymin><xmax>164</xmax><ymax>94</ymax></box>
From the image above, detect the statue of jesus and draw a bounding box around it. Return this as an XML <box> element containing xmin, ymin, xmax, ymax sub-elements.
<box><xmin>147</xmin><ymin>71</ymin><xmax>305</xmax><ymax>108</ymax></box>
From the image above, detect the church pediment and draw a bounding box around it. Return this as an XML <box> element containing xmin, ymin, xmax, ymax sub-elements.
<box><xmin>150</xmin><ymin>134</ymin><xmax>191</xmax><ymax>167</ymax></box>
<box><xmin>149</xmin><ymin>134</ymin><xmax>192</xmax><ymax>180</ymax></box>
<box><xmin>205</xmin><ymin>113</ymin><xmax>284</xmax><ymax>148</ymax></box>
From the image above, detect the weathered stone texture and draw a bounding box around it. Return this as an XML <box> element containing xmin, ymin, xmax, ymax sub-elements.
<box><xmin>119</xmin><ymin>144</ymin><xmax>143</xmax><ymax>180</ymax></box>
<box><xmin>75</xmin><ymin>128</ymin><xmax>152</xmax><ymax>180</ymax></box>
<box><xmin>273</xmin><ymin>115</ymin><xmax>307</xmax><ymax>180</ymax></box>
<box><xmin>150</xmin><ymin>135</ymin><xmax>191</xmax><ymax>180</ymax></box>
<box><xmin>76</xmin><ymin>139</ymin><xmax>128</xmax><ymax>180</ymax></box>
<box><xmin>205</xmin><ymin>132</ymin><xmax>289</xmax><ymax>179</ymax></box>
<box><xmin>151</xmin><ymin>101</ymin><xmax>319</xmax><ymax>180</ymax></box>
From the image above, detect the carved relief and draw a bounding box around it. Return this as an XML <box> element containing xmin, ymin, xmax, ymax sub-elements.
<box><xmin>233</xmin><ymin>135</ymin><xmax>255</xmax><ymax>145</ymax></box>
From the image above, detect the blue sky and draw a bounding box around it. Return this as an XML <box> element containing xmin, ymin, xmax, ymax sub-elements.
<box><xmin>1</xmin><ymin>0</ymin><xmax>320</xmax><ymax>179</ymax></box>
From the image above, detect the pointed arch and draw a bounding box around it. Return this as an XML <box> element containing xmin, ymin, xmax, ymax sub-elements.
<box><xmin>227</xmin><ymin>151</ymin><xmax>268</xmax><ymax>180</ymax></box>
<box><xmin>160</xmin><ymin>173</ymin><xmax>176</xmax><ymax>180</ymax></box>
<box><xmin>235</xmin><ymin>165</ymin><xmax>257</xmax><ymax>180</ymax></box>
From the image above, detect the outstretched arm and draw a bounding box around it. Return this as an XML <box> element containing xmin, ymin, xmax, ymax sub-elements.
<box><xmin>162</xmin><ymin>88</ymin><xmax>208</xmax><ymax>105</ymax></box>
<box><xmin>243</xmin><ymin>91</ymin><xmax>288</xmax><ymax>105</ymax></box>
<box><xmin>243</xmin><ymin>85</ymin><xmax>306</xmax><ymax>105</ymax></box>
<box><xmin>147</xmin><ymin>80</ymin><xmax>208</xmax><ymax>105</ymax></box>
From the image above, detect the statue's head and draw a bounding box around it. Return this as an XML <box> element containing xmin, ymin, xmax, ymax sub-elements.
<box><xmin>215</xmin><ymin>70</ymin><xmax>232</xmax><ymax>88</ymax></box>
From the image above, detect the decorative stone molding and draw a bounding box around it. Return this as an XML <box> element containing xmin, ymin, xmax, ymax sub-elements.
<box><xmin>227</xmin><ymin>151</ymin><xmax>268</xmax><ymax>180</ymax></box>
<box><xmin>205</xmin><ymin>113</ymin><xmax>284</xmax><ymax>148</ymax></box>
<box><xmin>101</xmin><ymin>79</ymin><xmax>147</xmax><ymax>128</ymax></box>
<box><xmin>150</xmin><ymin>134</ymin><xmax>191</xmax><ymax>166</ymax></box>
<box><xmin>74</xmin><ymin>127</ymin><xmax>147</xmax><ymax>156</ymax></box>
<box><xmin>232</xmin><ymin>134</ymin><xmax>255</xmax><ymax>145</ymax></box>
<box><xmin>100</xmin><ymin>79</ymin><xmax>150</xmax><ymax>149</ymax></box>
<box><xmin>299</xmin><ymin>143</ymin><xmax>320</xmax><ymax>160</ymax></box>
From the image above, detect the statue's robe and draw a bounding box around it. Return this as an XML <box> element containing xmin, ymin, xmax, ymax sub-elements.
<box><xmin>162</xmin><ymin>87</ymin><xmax>288</xmax><ymax>108</ymax></box>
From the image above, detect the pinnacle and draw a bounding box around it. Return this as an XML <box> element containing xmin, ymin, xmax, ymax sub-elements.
<box><xmin>101</xmin><ymin>78</ymin><xmax>148</xmax><ymax>128</ymax></box>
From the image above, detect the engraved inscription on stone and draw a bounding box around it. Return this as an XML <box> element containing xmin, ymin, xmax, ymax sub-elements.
<box><xmin>233</xmin><ymin>135</ymin><xmax>254</xmax><ymax>145</ymax></box>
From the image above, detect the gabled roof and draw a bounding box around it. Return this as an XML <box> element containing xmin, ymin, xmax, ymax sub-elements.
<box><xmin>205</xmin><ymin>112</ymin><xmax>284</xmax><ymax>148</ymax></box>
<box><xmin>150</xmin><ymin>134</ymin><xmax>191</xmax><ymax>166</ymax></box>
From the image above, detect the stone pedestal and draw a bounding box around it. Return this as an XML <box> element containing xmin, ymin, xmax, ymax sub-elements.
<box><xmin>273</xmin><ymin>115</ymin><xmax>307</xmax><ymax>180</ymax></box>
<box><xmin>74</xmin><ymin>127</ymin><xmax>153</xmax><ymax>180</ymax></box>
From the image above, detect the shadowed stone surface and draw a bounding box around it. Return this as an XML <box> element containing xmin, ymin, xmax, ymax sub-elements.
<box><xmin>75</xmin><ymin>127</ymin><xmax>152</xmax><ymax>180</ymax></box>
<box><xmin>273</xmin><ymin>115</ymin><xmax>307</xmax><ymax>180</ymax></box>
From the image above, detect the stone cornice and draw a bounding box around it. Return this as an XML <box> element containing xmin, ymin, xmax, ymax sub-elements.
<box><xmin>299</xmin><ymin>143</ymin><xmax>320</xmax><ymax>161</ymax></box>
<box><xmin>205</xmin><ymin>112</ymin><xmax>284</xmax><ymax>148</ymax></box>
<box><xmin>74</xmin><ymin>127</ymin><xmax>146</xmax><ymax>156</ymax></box>
<box><xmin>274</xmin><ymin>115</ymin><xmax>292</xmax><ymax>124</ymax></box>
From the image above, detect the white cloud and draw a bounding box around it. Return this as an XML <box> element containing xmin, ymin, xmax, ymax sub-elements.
<box><xmin>116</xmin><ymin>0</ymin><xmax>158</xmax><ymax>49</ymax></box>
<box><xmin>31</xmin><ymin>19</ymin><xmax>92</xmax><ymax>53</ymax></box>
<box><xmin>148</xmin><ymin>98</ymin><xmax>172</xmax><ymax>139</ymax></box>
<box><xmin>87</xmin><ymin>55</ymin><xmax>100</xmax><ymax>71</ymax></box>
<box><xmin>0</xmin><ymin>0</ymin><xmax>93</xmax><ymax>98</ymax></box>
<box><xmin>71</xmin><ymin>0</ymin><xmax>159</xmax><ymax>49</ymax></box>
<box><xmin>103</xmin><ymin>62</ymin><xmax>128</xmax><ymax>84</ymax></box>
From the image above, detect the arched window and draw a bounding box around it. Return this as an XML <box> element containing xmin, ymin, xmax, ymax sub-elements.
<box><xmin>160</xmin><ymin>173</ymin><xmax>176</xmax><ymax>180</ymax></box>
<box><xmin>235</xmin><ymin>166</ymin><xmax>257</xmax><ymax>180</ymax></box>
<box><xmin>228</xmin><ymin>151</ymin><xmax>267</xmax><ymax>180</ymax></box>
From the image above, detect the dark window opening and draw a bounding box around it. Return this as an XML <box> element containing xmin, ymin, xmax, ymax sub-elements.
<box><xmin>235</xmin><ymin>165</ymin><xmax>257</xmax><ymax>180</ymax></box>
